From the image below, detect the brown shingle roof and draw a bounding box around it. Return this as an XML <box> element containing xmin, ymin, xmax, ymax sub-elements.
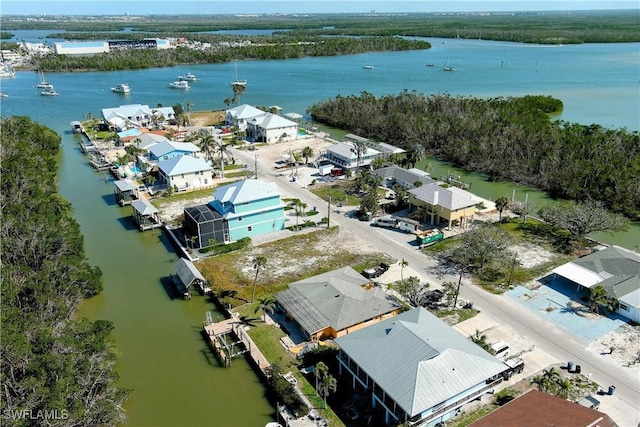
<box><xmin>469</xmin><ymin>389</ymin><xmax>618</xmax><ymax>427</ymax></box>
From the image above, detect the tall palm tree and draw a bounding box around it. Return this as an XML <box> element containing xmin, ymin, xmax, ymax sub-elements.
<box><xmin>351</xmin><ymin>140</ymin><xmax>368</xmax><ymax>174</ymax></box>
<box><xmin>251</xmin><ymin>256</ymin><xmax>267</xmax><ymax>303</ymax></box>
<box><xmin>314</xmin><ymin>361</ymin><xmax>328</xmax><ymax>392</ymax></box>
<box><xmin>318</xmin><ymin>373</ymin><xmax>337</xmax><ymax>409</ymax></box>
<box><xmin>254</xmin><ymin>296</ymin><xmax>276</xmax><ymax>322</ymax></box>
<box><xmin>495</xmin><ymin>196</ymin><xmax>509</xmax><ymax>221</ymax></box>
<box><xmin>301</xmin><ymin>146</ymin><xmax>314</xmax><ymax>166</ymax></box>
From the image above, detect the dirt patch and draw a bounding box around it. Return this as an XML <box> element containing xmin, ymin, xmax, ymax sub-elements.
<box><xmin>508</xmin><ymin>242</ymin><xmax>556</xmax><ymax>269</ymax></box>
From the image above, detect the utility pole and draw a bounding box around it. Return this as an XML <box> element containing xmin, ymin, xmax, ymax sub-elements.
<box><xmin>327</xmin><ymin>186</ymin><xmax>331</xmax><ymax>229</ymax></box>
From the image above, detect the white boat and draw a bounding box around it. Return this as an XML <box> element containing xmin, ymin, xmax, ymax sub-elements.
<box><xmin>443</xmin><ymin>58</ymin><xmax>455</xmax><ymax>72</ymax></box>
<box><xmin>169</xmin><ymin>80</ymin><xmax>190</xmax><ymax>89</ymax></box>
<box><xmin>111</xmin><ymin>83</ymin><xmax>131</xmax><ymax>93</ymax></box>
<box><xmin>178</xmin><ymin>72</ymin><xmax>197</xmax><ymax>82</ymax></box>
<box><xmin>36</xmin><ymin>70</ymin><xmax>51</xmax><ymax>87</ymax></box>
<box><xmin>40</xmin><ymin>86</ymin><xmax>59</xmax><ymax>96</ymax></box>
<box><xmin>231</xmin><ymin>61</ymin><xmax>247</xmax><ymax>87</ymax></box>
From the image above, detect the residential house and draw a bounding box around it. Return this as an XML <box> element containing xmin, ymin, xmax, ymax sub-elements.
<box><xmin>408</xmin><ymin>183</ymin><xmax>478</xmax><ymax>229</ymax></box>
<box><xmin>147</xmin><ymin>140</ymin><xmax>201</xmax><ymax>162</ymax></box>
<box><xmin>373</xmin><ymin>165</ymin><xmax>435</xmax><ymax>189</ymax></box>
<box><xmin>101</xmin><ymin>104</ymin><xmax>175</xmax><ymax>131</ymax></box>
<box><xmin>225</xmin><ymin>104</ymin><xmax>266</xmax><ymax>132</ymax></box>
<box><xmin>323</xmin><ymin>141</ymin><xmax>380</xmax><ymax>171</ymax></box>
<box><xmin>469</xmin><ymin>389</ymin><xmax>617</xmax><ymax>427</ymax></box>
<box><xmin>246</xmin><ymin>112</ymin><xmax>298</xmax><ymax>143</ymax></box>
<box><xmin>335</xmin><ymin>307</ymin><xmax>508</xmax><ymax>426</ymax></box>
<box><xmin>157</xmin><ymin>155</ymin><xmax>212</xmax><ymax>191</ymax></box>
<box><xmin>345</xmin><ymin>133</ymin><xmax>406</xmax><ymax>159</ymax></box>
<box><xmin>274</xmin><ymin>267</ymin><xmax>400</xmax><ymax>342</ymax></box>
<box><xmin>183</xmin><ymin>179</ymin><xmax>285</xmax><ymax>247</ymax></box>
<box><xmin>551</xmin><ymin>245</ymin><xmax>640</xmax><ymax>323</ymax></box>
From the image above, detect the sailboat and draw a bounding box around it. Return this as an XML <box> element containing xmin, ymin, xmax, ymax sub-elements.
<box><xmin>363</xmin><ymin>52</ymin><xmax>373</xmax><ymax>69</ymax></box>
<box><xmin>231</xmin><ymin>61</ymin><xmax>247</xmax><ymax>87</ymax></box>
<box><xmin>443</xmin><ymin>58</ymin><xmax>455</xmax><ymax>72</ymax></box>
<box><xmin>37</xmin><ymin>70</ymin><xmax>53</xmax><ymax>88</ymax></box>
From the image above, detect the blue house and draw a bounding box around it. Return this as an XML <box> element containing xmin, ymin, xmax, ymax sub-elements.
<box><xmin>183</xmin><ymin>179</ymin><xmax>285</xmax><ymax>247</ymax></box>
<box><xmin>209</xmin><ymin>179</ymin><xmax>285</xmax><ymax>241</ymax></box>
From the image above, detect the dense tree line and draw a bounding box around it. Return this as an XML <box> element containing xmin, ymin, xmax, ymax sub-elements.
<box><xmin>3</xmin><ymin>10</ymin><xmax>639</xmax><ymax>43</ymax></box>
<box><xmin>309</xmin><ymin>92</ymin><xmax>640</xmax><ymax>219</ymax></box>
<box><xmin>31</xmin><ymin>36</ymin><xmax>429</xmax><ymax>72</ymax></box>
<box><xmin>1</xmin><ymin>116</ymin><xmax>129</xmax><ymax>426</ymax></box>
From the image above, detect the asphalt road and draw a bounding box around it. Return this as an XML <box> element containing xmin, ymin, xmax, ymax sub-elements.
<box><xmin>230</xmin><ymin>146</ymin><xmax>640</xmax><ymax>414</ymax></box>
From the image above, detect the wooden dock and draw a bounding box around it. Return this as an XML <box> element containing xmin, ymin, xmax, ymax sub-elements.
<box><xmin>203</xmin><ymin>314</ymin><xmax>271</xmax><ymax>375</ymax></box>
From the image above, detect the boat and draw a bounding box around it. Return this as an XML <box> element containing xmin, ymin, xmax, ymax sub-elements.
<box><xmin>443</xmin><ymin>58</ymin><xmax>455</xmax><ymax>72</ymax></box>
<box><xmin>169</xmin><ymin>80</ymin><xmax>190</xmax><ymax>89</ymax></box>
<box><xmin>231</xmin><ymin>61</ymin><xmax>247</xmax><ymax>87</ymax></box>
<box><xmin>111</xmin><ymin>83</ymin><xmax>131</xmax><ymax>93</ymax></box>
<box><xmin>178</xmin><ymin>72</ymin><xmax>197</xmax><ymax>82</ymax></box>
<box><xmin>40</xmin><ymin>86</ymin><xmax>59</xmax><ymax>96</ymax></box>
<box><xmin>36</xmin><ymin>70</ymin><xmax>52</xmax><ymax>88</ymax></box>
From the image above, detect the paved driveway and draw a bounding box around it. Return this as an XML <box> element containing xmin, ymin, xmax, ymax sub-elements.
<box><xmin>506</xmin><ymin>277</ymin><xmax>627</xmax><ymax>343</ymax></box>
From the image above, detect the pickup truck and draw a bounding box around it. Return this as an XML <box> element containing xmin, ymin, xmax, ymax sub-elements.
<box><xmin>361</xmin><ymin>263</ymin><xmax>390</xmax><ymax>279</ymax></box>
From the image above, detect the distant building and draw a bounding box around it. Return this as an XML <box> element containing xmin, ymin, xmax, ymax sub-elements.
<box><xmin>552</xmin><ymin>245</ymin><xmax>640</xmax><ymax>323</ymax></box>
<box><xmin>469</xmin><ymin>389</ymin><xmax>617</xmax><ymax>427</ymax></box>
<box><xmin>335</xmin><ymin>307</ymin><xmax>508</xmax><ymax>426</ymax></box>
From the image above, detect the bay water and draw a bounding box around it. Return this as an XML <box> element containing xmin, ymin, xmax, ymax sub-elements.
<box><xmin>0</xmin><ymin>37</ymin><xmax>638</xmax><ymax>426</ymax></box>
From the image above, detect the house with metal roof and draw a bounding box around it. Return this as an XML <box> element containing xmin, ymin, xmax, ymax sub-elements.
<box><xmin>408</xmin><ymin>183</ymin><xmax>478</xmax><ymax>229</ymax></box>
<box><xmin>322</xmin><ymin>141</ymin><xmax>380</xmax><ymax>171</ymax></box>
<box><xmin>147</xmin><ymin>140</ymin><xmax>201</xmax><ymax>162</ymax></box>
<box><xmin>335</xmin><ymin>307</ymin><xmax>508</xmax><ymax>426</ymax></box>
<box><xmin>157</xmin><ymin>155</ymin><xmax>212</xmax><ymax>192</ymax></box>
<box><xmin>552</xmin><ymin>245</ymin><xmax>640</xmax><ymax>323</ymax></box>
<box><xmin>246</xmin><ymin>112</ymin><xmax>299</xmax><ymax>143</ymax></box>
<box><xmin>183</xmin><ymin>179</ymin><xmax>285</xmax><ymax>247</ymax></box>
<box><xmin>274</xmin><ymin>267</ymin><xmax>400</xmax><ymax>342</ymax></box>
<box><xmin>373</xmin><ymin>166</ymin><xmax>436</xmax><ymax>189</ymax></box>
<box><xmin>225</xmin><ymin>104</ymin><xmax>266</xmax><ymax>131</ymax></box>
<box><xmin>469</xmin><ymin>389</ymin><xmax>617</xmax><ymax>427</ymax></box>
<box><xmin>101</xmin><ymin>104</ymin><xmax>175</xmax><ymax>131</ymax></box>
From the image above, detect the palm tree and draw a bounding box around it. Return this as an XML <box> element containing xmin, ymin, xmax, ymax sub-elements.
<box><xmin>251</xmin><ymin>256</ymin><xmax>267</xmax><ymax>303</ymax></box>
<box><xmin>301</xmin><ymin>146</ymin><xmax>314</xmax><ymax>166</ymax></box>
<box><xmin>470</xmin><ymin>329</ymin><xmax>494</xmax><ymax>354</ymax></box>
<box><xmin>351</xmin><ymin>140</ymin><xmax>368</xmax><ymax>175</ymax></box>
<box><xmin>495</xmin><ymin>196</ymin><xmax>509</xmax><ymax>221</ymax></box>
<box><xmin>318</xmin><ymin>373</ymin><xmax>337</xmax><ymax>409</ymax></box>
<box><xmin>254</xmin><ymin>296</ymin><xmax>276</xmax><ymax>322</ymax></box>
<box><xmin>400</xmin><ymin>258</ymin><xmax>408</xmax><ymax>281</ymax></box>
<box><xmin>530</xmin><ymin>367</ymin><xmax>562</xmax><ymax>394</ymax></box>
<box><xmin>589</xmin><ymin>285</ymin><xmax>608</xmax><ymax>314</ymax></box>
<box><xmin>314</xmin><ymin>361</ymin><xmax>328</xmax><ymax>392</ymax></box>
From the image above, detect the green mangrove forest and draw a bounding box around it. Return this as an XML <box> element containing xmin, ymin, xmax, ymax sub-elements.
<box><xmin>308</xmin><ymin>92</ymin><xmax>640</xmax><ymax>220</ymax></box>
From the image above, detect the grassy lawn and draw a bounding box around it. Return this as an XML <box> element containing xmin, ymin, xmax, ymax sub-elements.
<box><xmin>310</xmin><ymin>182</ymin><xmax>361</xmax><ymax>206</ymax></box>
<box><xmin>422</xmin><ymin>218</ymin><xmax>577</xmax><ymax>293</ymax></box>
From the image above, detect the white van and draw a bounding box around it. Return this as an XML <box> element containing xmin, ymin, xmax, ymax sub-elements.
<box><xmin>374</xmin><ymin>216</ymin><xmax>397</xmax><ymax>228</ymax></box>
<box><xmin>491</xmin><ymin>341</ymin><xmax>510</xmax><ymax>359</ymax></box>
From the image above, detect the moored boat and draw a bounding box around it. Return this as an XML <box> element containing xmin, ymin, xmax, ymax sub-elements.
<box><xmin>111</xmin><ymin>83</ymin><xmax>131</xmax><ymax>93</ymax></box>
<box><xmin>178</xmin><ymin>72</ymin><xmax>197</xmax><ymax>82</ymax></box>
<box><xmin>169</xmin><ymin>80</ymin><xmax>190</xmax><ymax>89</ymax></box>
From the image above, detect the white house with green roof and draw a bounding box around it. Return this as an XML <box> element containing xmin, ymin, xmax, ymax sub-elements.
<box><xmin>335</xmin><ymin>307</ymin><xmax>508</xmax><ymax>426</ymax></box>
<box><xmin>552</xmin><ymin>245</ymin><xmax>640</xmax><ymax>323</ymax></box>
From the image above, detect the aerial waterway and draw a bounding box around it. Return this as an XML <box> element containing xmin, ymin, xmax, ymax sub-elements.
<box><xmin>0</xmin><ymin>36</ymin><xmax>638</xmax><ymax>426</ymax></box>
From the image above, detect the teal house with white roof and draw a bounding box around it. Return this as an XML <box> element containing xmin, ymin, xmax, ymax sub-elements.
<box><xmin>183</xmin><ymin>179</ymin><xmax>286</xmax><ymax>247</ymax></box>
<box><xmin>208</xmin><ymin>179</ymin><xmax>285</xmax><ymax>241</ymax></box>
